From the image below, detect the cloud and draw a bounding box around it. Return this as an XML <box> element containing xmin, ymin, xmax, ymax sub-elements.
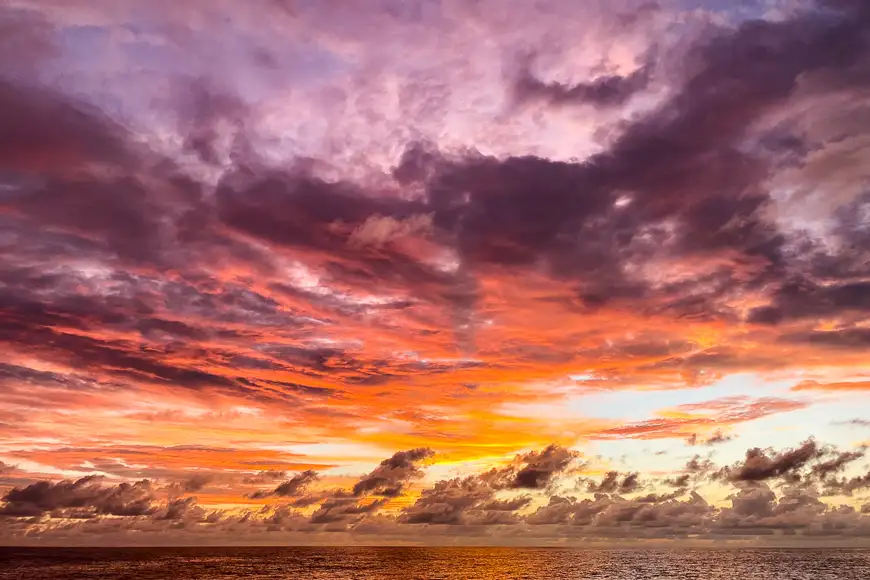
<box><xmin>0</xmin><ymin>0</ymin><xmax>867</xmax><ymax>466</ymax></box>
<box><xmin>351</xmin><ymin>448</ymin><xmax>434</xmax><ymax>497</ymax></box>
<box><xmin>714</xmin><ymin>439</ymin><xmax>869</xmax><ymax>495</ymax></box>
<box><xmin>0</xmin><ymin>7</ymin><xmax>57</xmax><ymax>74</ymax></box>
<box><xmin>686</xmin><ymin>430</ymin><xmax>735</xmax><ymax>447</ymax></box>
<box><xmin>309</xmin><ymin>496</ymin><xmax>389</xmax><ymax>525</ymax></box>
<box><xmin>155</xmin><ymin>497</ymin><xmax>206</xmax><ymax>521</ymax></box>
<box><xmin>172</xmin><ymin>78</ymin><xmax>248</xmax><ymax>166</ymax></box>
<box><xmin>347</xmin><ymin>214</ymin><xmax>434</xmax><ymax>249</ymax></box>
<box><xmin>400</xmin><ymin>475</ymin><xmax>527</xmax><ymax>526</ymax></box>
<box><xmin>794</xmin><ymin>380</ymin><xmax>870</xmax><ymax>392</ymax></box>
<box><xmin>1</xmin><ymin>441</ymin><xmax>870</xmax><ymax>543</ymax></box>
<box><xmin>783</xmin><ymin>329</ymin><xmax>870</xmax><ymax>350</ymax></box>
<box><xmin>663</xmin><ymin>454</ymin><xmax>717</xmax><ymax>490</ymax></box>
<box><xmin>526</xmin><ymin>491</ymin><xmax>714</xmax><ymax>538</ymax></box>
<box><xmin>501</xmin><ymin>444</ymin><xmax>581</xmax><ymax>490</ymax></box>
<box><xmin>0</xmin><ymin>476</ymin><xmax>155</xmax><ymax>518</ymax></box>
<box><xmin>589</xmin><ymin>397</ymin><xmax>807</xmax><ymax>441</ymax></box>
<box><xmin>811</xmin><ymin>449</ymin><xmax>866</xmax><ymax>480</ymax></box>
<box><xmin>415</xmin><ymin>0</ymin><xmax>868</xmax><ymax>291</ymax></box>
<box><xmin>821</xmin><ymin>472</ymin><xmax>870</xmax><ymax>497</ymax></box>
<box><xmin>242</xmin><ymin>470</ymin><xmax>288</xmax><ymax>485</ymax></box>
<box><xmin>0</xmin><ymin>79</ymin><xmax>132</xmax><ymax>174</ymax></box>
<box><xmin>255</xmin><ymin>448</ymin><xmax>440</xmax><ymax>527</ymax></box>
<box><xmin>511</xmin><ymin>51</ymin><xmax>656</xmax><ymax>108</ymax></box>
<box><xmin>586</xmin><ymin>471</ymin><xmax>643</xmax><ymax>495</ymax></box>
<box><xmin>712</xmin><ymin>483</ymin><xmax>870</xmax><ymax>537</ymax></box>
<box><xmin>181</xmin><ymin>474</ymin><xmax>213</xmax><ymax>493</ymax></box>
<box><xmin>249</xmin><ymin>470</ymin><xmax>320</xmax><ymax>499</ymax></box>
<box><xmin>685</xmin><ymin>455</ymin><xmax>717</xmax><ymax>476</ymax></box>
<box><xmin>749</xmin><ymin>283</ymin><xmax>870</xmax><ymax>326</ymax></box>
<box><xmin>721</xmin><ymin>439</ymin><xmax>822</xmax><ymax>483</ymax></box>
<box><xmin>399</xmin><ymin>444</ymin><xmax>578</xmax><ymax>525</ymax></box>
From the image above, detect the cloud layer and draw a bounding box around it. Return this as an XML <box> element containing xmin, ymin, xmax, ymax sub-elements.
<box><xmin>2</xmin><ymin>441</ymin><xmax>870</xmax><ymax>545</ymax></box>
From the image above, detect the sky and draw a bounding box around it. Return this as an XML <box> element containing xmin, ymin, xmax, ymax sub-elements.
<box><xmin>1</xmin><ymin>0</ymin><xmax>870</xmax><ymax>546</ymax></box>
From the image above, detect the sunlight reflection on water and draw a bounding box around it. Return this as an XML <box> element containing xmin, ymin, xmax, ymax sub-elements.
<box><xmin>1</xmin><ymin>547</ymin><xmax>867</xmax><ymax>579</ymax></box>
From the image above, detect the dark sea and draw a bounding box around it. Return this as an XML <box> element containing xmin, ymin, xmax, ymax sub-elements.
<box><xmin>0</xmin><ymin>547</ymin><xmax>867</xmax><ymax>579</ymax></box>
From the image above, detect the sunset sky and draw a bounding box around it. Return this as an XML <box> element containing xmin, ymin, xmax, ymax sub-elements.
<box><xmin>1</xmin><ymin>0</ymin><xmax>870</xmax><ymax>546</ymax></box>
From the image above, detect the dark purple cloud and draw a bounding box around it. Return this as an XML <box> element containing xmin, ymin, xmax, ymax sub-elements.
<box><xmin>686</xmin><ymin>431</ymin><xmax>735</xmax><ymax>447</ymax></box>
<box><xmin>249</xmin><ymin>470</ymin><xmax>320</xmax><ymax>499</ymax></box>
<box><xmin>586</xmin><ymin>471</ymin><xmax>643</xmax><ymax>495</ymax></box>
<box><xmin>503</xmin><ymin>445</ymin><xmax>580</xmax><ymax>490</ymax></box>
<box><xmin>721</xmin><ymin>439</ymin><xmax>822</xmax><ymax>482</ymax></box>
<box><xmin>511</xmin><ymin>52</ymin><xmax>656</xmax><ymax>108</ymax></box>
<box><xmin>0</xmin><ymin>477</ymin><xmax>155</xmax><ymax>518</ymax></box>
<box><xmin>0</xmin><ymin>80</ymin><xmax>132</xmax><ymax>173</ymax></box>
<box><xmin>181</xmin><ymin>474</ymin><xmax>213</xmax><ymax>493</ymax></box>
<box><xmin>351</xmin><ymin>448</ymin><xmax>434</xmax><ymax>497</ymax></box>
<box><xmin>400</xmin><ymin>475</ymin><xmax>524</xmax><ymax>525</ymax></box>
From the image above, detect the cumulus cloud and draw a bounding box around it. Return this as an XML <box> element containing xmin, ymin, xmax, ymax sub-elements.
<box><xmin>155</xmin><ymin>497</ymin><xmax>206</xmax><ymax>522</ymax></box>
<box><xmin>0</xmin><ymin>476</ymin><xmax>156</xmax><ymax>518</ymax></box>
<box><xmin>811</xmin><ymin>449</ymin><xmax>866</xmax><ymax>480</ymax></box>
<box><xmin>1</xmin><ymin>441</ymin><xmax>870</xmax><ymax>543</ymax></box>
<box><xmin>351</xmin><ymin>448</ymin><xmax>434</xmax><ymax>497</ymax></box>
<box><xmin>181</xmin><ymin>474</ymin><xmax>213</xmax><ymax>493</ymax></box>
<box><xmin>400</xmin><ymin>445</ymin><xmax>580</xmax><ymax>525</ymax></box>
<box><xmin>820</xmin><ymin>472</ymin><xmax>870</xmax><ymax>497</ymax></box>
<box><xmin>719</xmin><ymin>440</ymin><xmax>822</xmax><ymax>483</ymax></box>
<box><xmin>400</xmin><ymin>475</ymin><xmax>529</xmax><ymax>526</ymax></box>
<box><xmin>586</xmin><ymin>471</ymin><xmax>643</xmax><ymax>495</ymax></box>
<box><xmin>498</xmin><ymin>445</ymin><xmax>581</xmax><ymax>490</ymax></box>
<box><xmin>249</xmin><ymin>470</ymin><xmax>320</xmax><ymax>499</ymax></box>
<box><xmin>663</xmin><ymin>455</ymin><xmax>717</xmax><ymax>491</ymax></box>
<box><xmin>310</xmin><ymin>496</ymin><xmax>389</xmax><ymax>525</ymax></box>
<box><xmin>712</xmin><ymin>440</ymin><xmax>870</xmax><ymax>500</ymax></box>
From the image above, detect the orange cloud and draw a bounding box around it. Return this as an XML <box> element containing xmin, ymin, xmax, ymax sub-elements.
<box><xmin>793</xmin><ymin>380</ymin><xmax>870</xmax><ymax>392</ymax></box>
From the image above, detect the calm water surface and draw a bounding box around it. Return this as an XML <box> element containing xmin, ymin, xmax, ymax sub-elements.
<box><xmin>0</xmin><ymin>547</ymin><xmax>867</xmax><ymax>579</ymax></box>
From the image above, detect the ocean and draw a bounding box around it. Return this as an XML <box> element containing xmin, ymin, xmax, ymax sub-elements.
<box><xmin>0</xmin><ymin>547</ymin><xmax>867</xmax><ymax>579</ymax></box>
